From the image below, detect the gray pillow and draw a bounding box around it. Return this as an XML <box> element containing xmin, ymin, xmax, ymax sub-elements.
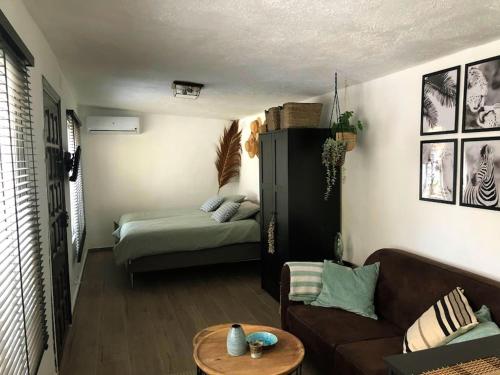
<box><xmin>212</xmin><ymin>202</ymin><xmax>240</xmax><ymax>223</ymax></box>
<box><xmin>224</xmin><ymin>194</ymin><xmax>246</xmax><ymax>203</ymax></box>
<box><xmin>230</xmin><ymin>201</ymin><xmax>260</xmax><ymax>221</ymax></box>
<box><xmin>200</xmin><ymin>196</ymin><xmax>225</xmax><ymax>212</ymax></box>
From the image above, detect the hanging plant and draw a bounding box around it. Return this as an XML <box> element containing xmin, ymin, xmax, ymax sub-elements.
<box><xmin>322</xmin><ymin>73</ymin><xmax>366</xmax><ymax>200</ymax></box>
<box><xmin>322</xmin><ymin>138</ymin><xmax>346</xmax><ymax>200</ymax></box>
<box><xmin>332</xmin><ymin>111</ymin><xmax>364</xmax><ymax>151</ymax></box>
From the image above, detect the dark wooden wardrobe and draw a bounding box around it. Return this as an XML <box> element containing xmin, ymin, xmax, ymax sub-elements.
<box><xmin>259</xmin><ymin>128</ymin><xmax>341</xmax><ymax>300</ymax></box>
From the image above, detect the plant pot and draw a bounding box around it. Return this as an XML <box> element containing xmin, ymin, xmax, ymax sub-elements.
<box><xmin>335</xmin><ymin>150</ymin><xmax>346</xmax><ymax>167</ymax></box>
<box><xmin>336</xmin><ymin>132</ymin><xmax>357</xmax><ymax>151</ymax></box>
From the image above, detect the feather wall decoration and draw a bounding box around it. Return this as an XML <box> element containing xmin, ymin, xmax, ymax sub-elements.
<box><xmin>215</xmin><ymin>120</ymin><xmax>242</xmax><ymax>192</ymax></box>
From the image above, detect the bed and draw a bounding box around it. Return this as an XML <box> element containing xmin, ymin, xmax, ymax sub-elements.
<box><xmin>113</xmin><ymin>207</ymin><xmax>261</xmax><ymax>286</ymax></box>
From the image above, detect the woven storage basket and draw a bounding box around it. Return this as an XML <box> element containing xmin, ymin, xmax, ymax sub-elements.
<box><xmin>280</xmin><ymin>103</ymin><xmax>323</xmax><ymax>128</ymax></box>
<box><xmin>335</xmin><ymin>132</ymin><xmax>357</xmax><ymax>151</ymax></box>
<box><xmin>265</xmin><ymin>107</ymin><xmax>281</xmax><ymax>131</ymax></box>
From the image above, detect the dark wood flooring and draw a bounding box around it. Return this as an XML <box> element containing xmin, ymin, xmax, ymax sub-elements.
<box><xmin>60</xmin><ymin>251</ymin><xmax>320</xmax><ymax>375</ymax></box>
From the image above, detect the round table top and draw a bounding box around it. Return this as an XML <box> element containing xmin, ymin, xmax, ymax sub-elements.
<box><xmin>193</xmin><ymin>324</ymin><xmax>304</xmax><ymax>375</ymax></box>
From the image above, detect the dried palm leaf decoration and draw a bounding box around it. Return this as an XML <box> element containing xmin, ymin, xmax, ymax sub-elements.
<box><xmin>215</xmin><ymin>120</ymin><xmax>242</xmax><ymax>192</ymax></box>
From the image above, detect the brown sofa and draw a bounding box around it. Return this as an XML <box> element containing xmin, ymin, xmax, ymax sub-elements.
<box><xmin>280</xmin><ymin>248</ymin><xmax>500</xmax><ymax>374</ymax></box>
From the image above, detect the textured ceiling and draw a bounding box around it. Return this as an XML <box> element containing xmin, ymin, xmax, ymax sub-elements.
<box><xmin>23</xmin><ymin>0</ymin><xmax>500</xmax><ymax>119</ymax></box>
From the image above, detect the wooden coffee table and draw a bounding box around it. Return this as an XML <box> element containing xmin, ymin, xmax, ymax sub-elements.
<box><xmin>193</xmin><ymin>323</ymin><xmax>304</xmax><ymax>375</ymax></box>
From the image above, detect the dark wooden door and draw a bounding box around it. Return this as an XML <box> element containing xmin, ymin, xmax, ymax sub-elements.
<box><xmin>259</xmin><ymin>133</ymin><xmax>278</xmax><ymax>297</ymax></box>
<box><xmin>43</xmin><ymin>79</ymin><xmax>71</xmax><ymax>365</ymax></box>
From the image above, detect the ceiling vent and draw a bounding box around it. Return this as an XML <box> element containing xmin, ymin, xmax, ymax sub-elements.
<box><xmin>172</xmin><ymin>80</ymin><xmax>204</xmax><ymax>99</ymax></box>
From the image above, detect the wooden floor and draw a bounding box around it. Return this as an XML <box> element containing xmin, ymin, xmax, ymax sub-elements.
<box><xmin>60</xmin><ymin>251</ymin><xmax>320</xmax><ymax>375</ymax></box>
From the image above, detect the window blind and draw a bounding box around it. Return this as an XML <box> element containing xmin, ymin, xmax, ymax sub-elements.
<box><xmin>0</xmin><ymin>37</ymin><xmax>47</xmax><ymax>375</ymax></box>
<box><xmin>66</xmin><ymin>111</ymin><xmax>85</xmax><ymax>262</ymax></box>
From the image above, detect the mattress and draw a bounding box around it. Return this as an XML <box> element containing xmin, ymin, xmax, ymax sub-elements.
<box><xmin>113</xmin><ymin>208</ymin><xmax>260</xmax><ymax>265</ymax></box>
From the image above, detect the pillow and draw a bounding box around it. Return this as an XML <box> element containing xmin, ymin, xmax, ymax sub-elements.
<box><xmin>224</xmin><ymin>194</ymin><xmax>246</xmax><ymax>203</ymax></box>
<box><xmin>447</xmin><ymin>321</ymin><xmax>500</xmax><ymax>345</ymax></box>
<box><xmin>230</xmin><ymin>201</ymin><xmax>260</xmax><ymax>221</ymax></box>
<box><xmin>403</xmin><ymin>287</ymin><xmax>478</xmax><ymax>353</ymax></box>
<box><xmin>474</xmin><ymin>305</ymin><xmax>492</xmax><ymax>323</ymax></box>
<box><xmin>200</xmin><ymin>196</ymin><xmax>225</xmax><ymax>212</ymax></box>
<box><xmin>311</xmin><ymin>261</ymin><xmax>380</xmax><ymax>320</ymax></box>
<box><xmin>211</xmin><ymin>202</ymin><xmax>240</xmax><ymax>223</ymax></box>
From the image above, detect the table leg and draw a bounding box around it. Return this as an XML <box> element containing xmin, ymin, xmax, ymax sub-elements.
<box><xmin>196</xmin><ymin>366</ymin><xmax>205</xmax><ymax>375</ymax></box>
<box><xmin>291</xmin><ymin>364</ymin><xmax>302</xmax><ymax>375</ymax></box>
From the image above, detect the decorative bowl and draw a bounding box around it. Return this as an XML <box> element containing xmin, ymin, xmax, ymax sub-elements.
<box><xmin>246</xmin><ymin>331</ymin><xmax>278</xmax><ymax>348</ymax></box>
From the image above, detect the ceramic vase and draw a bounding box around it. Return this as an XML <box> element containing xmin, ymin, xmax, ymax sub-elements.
<box><xmin>334</xmin><ymin>232</ymin><xmax>344</xmax><ymax>265</ymax></box>
<box><xmin>227</xmin><ymin>324</ymin><xmax>247</xmax><ymax>356</ymax></box>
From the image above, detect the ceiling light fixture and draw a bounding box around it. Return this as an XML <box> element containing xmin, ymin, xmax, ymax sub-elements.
<box><xmin>171</xmin><ymin>80</ymin><xmax>204</xmax><ymax>99</ymax></box>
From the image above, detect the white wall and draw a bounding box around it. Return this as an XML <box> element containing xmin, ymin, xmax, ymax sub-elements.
<box><xmin>308</xmin><ymin>40</ymin><xmax>500</xmax><ymax>281</ymax></box>
<box><xmin>1</xmin><ymin>1</ymin><xmax>87</xmax><ymax>374</ymax></box>
<box><xmin>80</xmin><ymin>108</ymin><xmax>246</xmax><ymax>248</ymax></box>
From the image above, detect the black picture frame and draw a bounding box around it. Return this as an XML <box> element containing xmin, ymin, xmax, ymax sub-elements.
<box><xmin>462</xmin><ymin>55</ymin><xmax>500</xmax><ymax>133</ymax></box>
<box><xmin>460</xmin><ymin>136</ymin><xmax>500</xmax><ymax>211</ymax></box>
<box><xmin>420</xmin><ymin>66</ymin><xmax>460</xmax><ymax>136</ymax></box>
<box><xmin>419</xmin><ymin>139</ymin><xmax>457</xmax><ymax>205</ymax></box>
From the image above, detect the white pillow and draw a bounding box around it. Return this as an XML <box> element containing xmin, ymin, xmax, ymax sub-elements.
<box><xmin>403</xmin><ymin>287</ymin><xmax>478</xmax><ymax>353</ymax></box>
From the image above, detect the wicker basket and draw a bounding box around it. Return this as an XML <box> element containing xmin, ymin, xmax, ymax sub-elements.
<box><xmin>265</xmin><ymin>107</ymin><xmax>281</xmax><ymax>131</ymax></box>
<box><xmin>280</xmin><ymin>103</ymin><xmax>323</xmax><ymax>129</ymax></box>
<box><xmin>335</xmin><ymin>132</ymin><xmax>357</xmax><ymax>151</ymax></box>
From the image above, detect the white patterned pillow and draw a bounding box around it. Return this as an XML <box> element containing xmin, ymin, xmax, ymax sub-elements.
<box><xmin>211</xmin><ymin>202</ymin><xmax>240</xmax><ymax>223</ymax></box>
<box><xmin>200</xmin><ymin>196</ymin><xmax>224</xmax><ymax>212</ymax></box>
<box><xmin>403</xmin><ymin>287</ymin><xmax>478</xmax><ymax>353</ymax></box>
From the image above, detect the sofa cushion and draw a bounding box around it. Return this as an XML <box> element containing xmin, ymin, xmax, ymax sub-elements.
<box><xmin>286</xmin><ymin>305</ymin><xmax>402</xmax><ymax>370</ymax></box>
<box><xmin>334</xmin><ymin>337</ymin><xmax>403</xmax><ymax>375</ymax></box>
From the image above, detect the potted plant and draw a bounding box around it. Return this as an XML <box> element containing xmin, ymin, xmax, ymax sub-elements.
<box><xmin>322</xmin><ymin>73</ymin><xmax>366</xmax><ymax>200</ymax></box>
<box><xmin>332</xmin><ymin>110</ymin><xmax>364</xmax><ymax>151</ymax></box>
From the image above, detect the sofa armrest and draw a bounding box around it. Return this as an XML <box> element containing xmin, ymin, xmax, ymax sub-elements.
<box><xmin>280</xmin><ymin>264</ymin><xmax>300</xmax><ymax>330</ymax></box>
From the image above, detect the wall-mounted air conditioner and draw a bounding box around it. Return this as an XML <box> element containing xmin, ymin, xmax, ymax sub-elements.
<box><xmin>86</xmin><ymin>116</ymin><xmax>141</xmax><ymax>134</ymax></box>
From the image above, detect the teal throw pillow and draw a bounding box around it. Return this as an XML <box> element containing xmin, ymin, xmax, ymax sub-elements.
<box><xmin>311</xmin><ymin>261</ymin><xmax>380</xmax><ymax>320</ymax></box>
<box><xmin>447</xmin><ymin>321</ymin><xmax>500</xmax><ymax>345</ymax></box>
<box><xmin>474</xmin><ymin>305</ymin><xmax>492</xmax><ymax>323</ymax></box>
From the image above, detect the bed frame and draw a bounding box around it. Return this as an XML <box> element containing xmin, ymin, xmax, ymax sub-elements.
<box><xmin>125</xmin><ymin>242</ymin><xmax>260</xmax><ymax>287</ymax></box>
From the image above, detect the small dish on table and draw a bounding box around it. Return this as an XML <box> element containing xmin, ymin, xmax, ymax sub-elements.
<box><xmin>246</xmin><ymin>331</ymin><xmax>278</xmax><ymax>349</ymax></box>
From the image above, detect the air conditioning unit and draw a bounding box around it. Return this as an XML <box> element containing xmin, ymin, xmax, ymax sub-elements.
<box><xmin>86</xmin><ymin>116</ymin><xmax>140</xmax><ymax>134</ymax></box>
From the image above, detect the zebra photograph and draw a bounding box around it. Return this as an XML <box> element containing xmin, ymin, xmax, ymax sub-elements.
<box><xmin>421</xmin><ymin>66</ymin><xmax>460</xmax><ymax>135</ymax></box>
<box><xmin>420</xmin><ymin>140</ymin><xmax>457</xmax><ymax>204</ymax></box>
<box><xmin>463</xmin><ymin>55</ymin><xmax>500</xmax><ymax>132</ymax></box>
<box><xmin>461</xmin><ymin>137</ymin><xmax>500</xmax><ymax>211</ymax></box>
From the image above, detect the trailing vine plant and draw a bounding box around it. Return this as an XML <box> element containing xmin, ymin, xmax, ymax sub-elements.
<box><xmin>322</xmin><ymin>138</ymin><xmax>346</xmax><ymax>200</ymax></box>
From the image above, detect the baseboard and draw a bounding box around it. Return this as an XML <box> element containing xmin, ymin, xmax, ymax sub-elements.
<box><xmin>71</xmin><ymin>247</ymin><xmax>89</xmax><ymax>311</ymax></box>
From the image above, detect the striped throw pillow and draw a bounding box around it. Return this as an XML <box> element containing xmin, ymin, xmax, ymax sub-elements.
<box><xmin>211</xmin><ymin>202</ymin><xmax>240</xmax><ymax>223</ymax></box>
<box><xmin>403</xmin><ymin>287</ymin><xmax>478</xmax><ymax>353</ymax></box>
<box><xmin>200</xmin><ymin>196</ymin><xmax>225</xmax><ymax>212</ymax></box>
<box><xmin>286</xmin><ymin>262</ymin><xmax>324</xmax><ymax>303</ymax></box>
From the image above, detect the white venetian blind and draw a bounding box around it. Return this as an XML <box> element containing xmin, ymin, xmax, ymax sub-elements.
<box><xmin>66</xmin><ymin>111</ymin><xmax>85</xmax><ymax>261</ymax></box>
<box><xmin>0</xmin><ymin>38</ymin><xmax>47</xmax><ymax>375</ymax></box>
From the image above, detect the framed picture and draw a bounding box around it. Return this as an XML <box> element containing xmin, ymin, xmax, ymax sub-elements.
<box><xmin>460</xmin><ymin>137</ymin><xmax>500</xmax><ymax>211</ymax></box>
<box><xmin>421</xmin><ymin>66</ymin><xmax>460</xmax><ymax>135</ymax></box>
<box><xmin>463</xmin><ymin>55</ymin><xmax>500</xmax><ymax>132</ymax></box>
<box><xmin>420</xmin><ymin>139</ymin><xmax>457</xmax><ymax>204</ymax></box>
